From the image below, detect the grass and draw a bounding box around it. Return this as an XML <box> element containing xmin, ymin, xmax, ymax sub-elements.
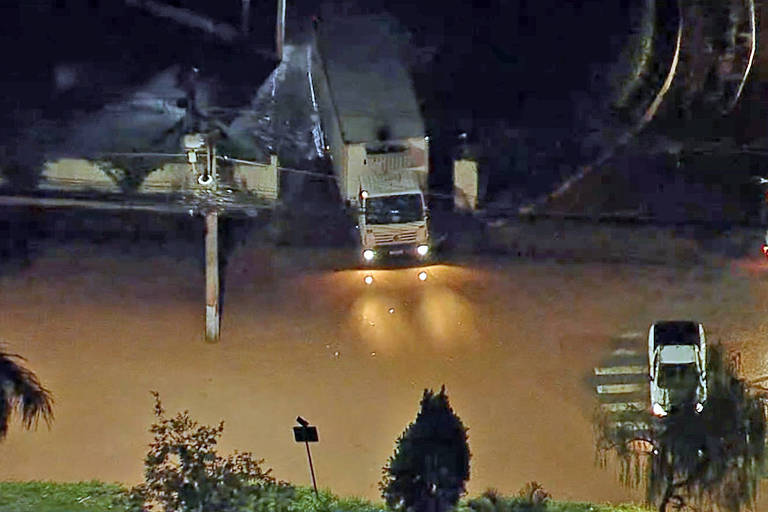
<box><xmin>288</xmin><ymin>487</ymin><xmax>387</xmax><ymax>511</ymax></box>
<box><xmin>0</xmin><ymin>481</ymin><xmax>652</xmax><ymax>512</ymax></box>
<box><xmin>457</xmin><ymin>499</ymin><xmax>652</xmax><ymax>512</ymax></box>
<box><xmin>0</xmin><ymin>481</ymin><xmax>124</xmax><ymax>512</ymax></box>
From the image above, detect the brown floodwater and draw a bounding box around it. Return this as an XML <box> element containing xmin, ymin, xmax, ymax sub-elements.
<box><xmin>1</xmin><ymin>243</ymin><xmax>768</xmax><ymax>506</ymax></box>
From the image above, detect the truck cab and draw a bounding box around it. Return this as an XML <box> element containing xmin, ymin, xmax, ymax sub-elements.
<box><xmin>358</xmin><ymin>171</ymin><xmax>430</xmax><ymax>263</ymax></box>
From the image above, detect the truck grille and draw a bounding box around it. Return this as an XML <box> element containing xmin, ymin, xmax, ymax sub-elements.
<box><xmin>373</xmin><ymin>231</ymin><xmax>418</xmax><ymax>244</ymax></box>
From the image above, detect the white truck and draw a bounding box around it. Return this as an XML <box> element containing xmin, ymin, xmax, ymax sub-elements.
<box><xmin>310</xmin><ymin>14</ymin><xmax>431</xmax><ymax>265</ymax></box>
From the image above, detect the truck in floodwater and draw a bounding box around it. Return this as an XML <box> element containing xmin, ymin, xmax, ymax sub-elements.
<box><xmin>310</xmin><ymin>14</ymin><xmax>430</xmax><ymax>265</ymax></box>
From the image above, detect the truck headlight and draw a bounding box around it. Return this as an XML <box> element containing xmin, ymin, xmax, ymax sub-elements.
<box><xmin>652</xmin><ymin>403</ymin><xmax>668</xmax><ymax>417</ymax></box>
<box><xmin>363</xmin><ymin>249</ymin><xmax>375</xmax><ymax>261</ymax></box>
<box><xmin>416</xmin><ymin>244</ymin><xmax>429</xmax><ymax>256</ymax></box>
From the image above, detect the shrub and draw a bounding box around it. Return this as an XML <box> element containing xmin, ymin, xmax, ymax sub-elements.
<box><xmin>380</xmin><ymin>386</ymin><xmax>470</xmax><ymax>512</ymax></box>
<box><xmin>120</xmin><ymin>391</ymin><xmax>294</xmax><ymax>512</ymax></box>
<box><xmin>517</xmin><ymin>482</ymin><xmax>550</xmax><ymax>507</ymax></box>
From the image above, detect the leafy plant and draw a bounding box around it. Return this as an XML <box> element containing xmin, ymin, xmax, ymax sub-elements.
<box><xmin>517</xmin><ymin>482</ymin><xmax>550</xmax><ymax>507</ymax></box>
<box><xmin>0</xmin><ymin>346</ymin><xmax>53</xmax><ymax>441</ymax></box>
<box><xmin>121</xmin><ymin>391</ymin><xmax>293</xmax><ymax>512</ymax></box>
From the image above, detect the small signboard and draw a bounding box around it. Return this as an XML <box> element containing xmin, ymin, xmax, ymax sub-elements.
<box><xmin>293</xmin><ymin>425</ymin><xmax>319</xmax><ymax>443</ymax></box>
<box><xmin>293</xmin><ymin>416</ymin><xmax>320</xmax><ymax>495</ymax></box>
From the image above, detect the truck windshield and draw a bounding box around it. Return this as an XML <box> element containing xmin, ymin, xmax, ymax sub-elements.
<box><xmin>365</xmin><ymin>194</ymin><xmax>424</xmax><ymax>224</ymax></box>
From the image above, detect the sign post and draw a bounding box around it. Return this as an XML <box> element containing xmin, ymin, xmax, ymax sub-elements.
<box><xmin>293</xmin><ymin>416</ymin><xmax>319</xmax><ymax>496</ymax></box>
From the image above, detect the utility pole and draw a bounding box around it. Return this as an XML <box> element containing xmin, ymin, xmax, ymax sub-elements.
<box><xmin>183</xmin><ymin>128</ymin><xmax>220</xmax><ymax>344</ymax></box>
<box><xmin>184</xmin><ymin>133</ymin><xmax>219</xmax><ymax>344</ymax></box>
<box><xmin>205</xmin><ymin>208</ymin><xmax>219</xmax><ymax>343</ymax></box>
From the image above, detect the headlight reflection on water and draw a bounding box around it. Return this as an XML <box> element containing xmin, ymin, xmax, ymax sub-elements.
<box><xmin>343</xmin><ymin>265</ymin><xmax>481</xmax><ymax>353</ymax></box>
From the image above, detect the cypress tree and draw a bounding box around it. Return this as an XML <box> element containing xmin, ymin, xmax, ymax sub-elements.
<box><xmin>380</xmin><ymin>386</ymin><xmax>470</xmax><ymax>512</ymax></box>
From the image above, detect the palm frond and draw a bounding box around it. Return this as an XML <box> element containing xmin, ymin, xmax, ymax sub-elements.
<box><xmin>0</xmin><ymin>348</ymin><xmax>54</xmax><ymax>441</ymax></box>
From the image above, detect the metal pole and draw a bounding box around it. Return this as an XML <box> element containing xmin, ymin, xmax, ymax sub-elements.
<box><xmin>241</xmin><ymin>0</ymin><xmax>251</xmax><ymax>35</ymax></box>
<box><xmin>205</xmin><ymin>210</ymin><xmax>220</xmax><ymax>343</ymax></box>
<box><xmin>304</xmin><ymin>439</ymin><xmax>318</xmax><ymax>496</ymax></box>
<box><xmin>276</xmin><ymin>0</ymin><xmax>285</xmax><ymax>61</ymax></box>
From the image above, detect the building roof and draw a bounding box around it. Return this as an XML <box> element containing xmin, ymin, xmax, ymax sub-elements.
<box><xmin>315</xmin><ymin>14</ymin><xmax>425</xmax><ymax>144</ymax></box>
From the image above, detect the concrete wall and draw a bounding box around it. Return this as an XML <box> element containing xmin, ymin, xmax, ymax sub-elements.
<box><xmin>454</xmin><ymin>159</ymin><xmax>478</xmax><ymax>211</ymax></box>
<box><xmin>34</xmin><ymin>156</ymin><xmax>279</xmax><ymax>200</ymax></box>
<box><xmin>41</xmin><ymin>159</ymin><xmax>121</xmax><ymax>192</ymax></box>
<box><xmin>140</xmin><ymin>163</ymin><xmax>190</xmax><ymax>193</ymax></box>
<box><xmin>234</xmin><ymin>155</ymin><xmax>279</xmax><ymax>200</ymax></box>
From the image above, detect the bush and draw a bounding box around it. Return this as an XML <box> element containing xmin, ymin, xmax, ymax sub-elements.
<box><xmin>517</xmin><ymin>482</ymin><xmax>550</xmax><ymax>507</ymax></box>
<box><xmin>120</xmin><ymin>391</ymin><xmax>294</xmax><ymax>512</ymax></box>
<box><xmin>380</xmin><ymin>386</ymin><xmax>470</xmax><ymax>512</ymax></box>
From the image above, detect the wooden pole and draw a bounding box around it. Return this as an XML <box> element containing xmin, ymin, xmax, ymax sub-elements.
<box><xmin>205</xmin><ymin>210</ymin><xmax>220</xmax><ymax>343</ymax></box>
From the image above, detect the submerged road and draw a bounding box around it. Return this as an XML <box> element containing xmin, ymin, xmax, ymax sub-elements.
<box><xmin>1</xmin><ymin>241</ymin><xmax>768</xmax><ymax>505</ymax></box>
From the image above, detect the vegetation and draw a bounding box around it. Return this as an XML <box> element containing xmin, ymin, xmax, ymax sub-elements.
<box><xmin>0</xmin><ymin>481</ymin><xmax>124</xmax><ymax>512</ymax></box>
<box><xmin>0</xmin><ymin>347</ymin><xmax>53</xmax><ymax>441</ymax></box>
<box><xmin>120</xmin><ymin>391</ymin><xmax>293</xmax><ymax>512</ymax></box>
<box><xmin>0</xmin><ymin>481</ymin><xmax>655</xmax><ymax>512</ymax></box>
<box><xmin>595</xmin><ymin>344</ymin><xmax>767</xmax><ymax>512</ymax></box>
<box><xmin>459</xmin><ymin>491</ymin><xmax>651</xmax><ymax>512</ymax></box>
<box><xmin>380</xmin><ymin>386</ymin><xmax>471</xmax><ymax>512</ymax></box>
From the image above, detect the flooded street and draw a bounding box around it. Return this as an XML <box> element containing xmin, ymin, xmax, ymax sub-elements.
<box><xmin>1</xmin><ymin>239</ymin><xmax>768</xmax><ymax>505</ymax></box>
<box><xmin>0</xmin><ymin>0</ymin><xmax>765</xmax><ymax>507</ymax></box>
